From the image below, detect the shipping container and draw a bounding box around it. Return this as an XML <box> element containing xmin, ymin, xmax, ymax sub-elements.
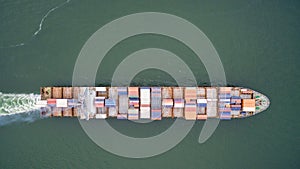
<box><xmin>184</xmin><ymin>87</ymin><xmax>197</xmax><ymax>101</ymax></box>
<box><xmin>196</xmin><ymin>106</ymin><xmax>206</xmax><ymax>115</ymax></box>
<box><xmin>197</xmin><ymin>114</ymin><xmax>207</xmax><ymax>120</ymax></box>
<box><xmin>140</xmin><ymin>107</ymin><xmax>150</xmax><ymax>119</ymax></box>
<box><xmin>231</xmin><ymin>88</ymin><xmax>240</xmax><ymax>96</ymax></box>
<box><xmin>117</xmin><ymin>114</ymin><xmax>128</xmax><ymax>120</ymax></box>
<box><xmin>128</xmin><ymin>108</ymin><xmax>139</xmax><ymax>120</ymax></box>
<box><xmin>140</xmin><ymin>87</ymin><xmax>150</xmax><ymax>107</ymax></box>
<box><xmin>162</xmin><ymin>99</ymin><xmax>173</xmax><ymax>107</ymax></box>
<box><xmin>47</xmin><ymin>99</ymin><xmax>56</xmax><ymax>106</ymax></box>
<box><xmin>174</xmin><ymin>98</ymin><xmax>184</xmax><ymax>108</ymax></box>
<box><xmin>128</xmin><ymin>87</ymin><xmax>139</xmax><ymax>97</ymax></box>
<box><xmin>108</xmin><ymin>87</ymin><xmax>118</xmax><ymax>117</ymax></box>
<box><xmin>63</xmin><ymin>87</ymin><xmax>73</xmax><ymax>99</ymax></box>
<box><xmin>173</xmin><ymin>108</ymin><xmax>183</xmax><ymax>117</ymax></box>
<box><xmin>220</xmin><ymin>111</ymin><xmax>231</xmax><ymax>120</ymax></box>
<box><xmin>95</xmin><ymin>97</ymin><xmax>105</xmax><ymax>108</ymax></box>
<box><xmin>162</xmin><ymin>107</ymin><xmax>173</xmax><ymax>117</ymax></box>
<box><xmin>207</xmin><ymin>101</ymin><xmax>218</xmax><ymax>117</ymax></box>
<box><xmin>162</xmin><ymin>87</ymin><xmax>173</xmax><ymax>98</ymax></box>
<box><xmin>206</xmin><ymin>87</ymin><xmax>217</xmax><ymax>100</ymax></box>
<box><xmin>52</xmin><ymin>107</ymin><xmax>62</xmax><ymax>117</ymax></box>
<box><xmin>151</xmin><ymin>87</ymin><xmax>161</xmax><ymax>109</ymax></box>
<box><xmin>63</xmin><ymin>108</ymin><xmax>73</xmax><ymax>117</ymax></box>
<box><xmin>105</xmin><ymin>99</ymin><xmax>116</xmax><ymax>107</ymax></box>
<box><xmin>67</xmin><ymin>99</ymin><xmax>78</xmax><ymax>107</ymax></box>
<box><xmin>151</xmin><ymin>110</ymin><xmax>162</xmax><ymax>120</ymax></box>
<box><xmin>52</xmin><ymin>87</ymin><xmax>63</xmax><ymax>99</ymax></box>
<box><xmin>240</xmin><ymin>94</ymin><xmax>252</xmax><ymax>99</ymax></box>
<box><xmin>56</xmin><ymin>99</ymin><xmax>68</xmax><ymax>108</ymax></box>
<box><xmin>231</xmin><ymin>110</ymin><xmax>240</xmax><ymax>116</ymax></box>
<box><xmin>118</xmin><ymin>87</ymin><xmax>128</xmax><ymax>114</ymax></box>
<box><xmin>196</xmin><ymin>87</ymin><xmax>206</xmax><ymax>98</ymax></box>
<box><xmin>184</xmin><ymin>101</ymin><xmax>197</xmax><ymax>120</ymax></box>
<box><xmin>173</xmin><ymin>87</ymin><xmax>183</xmax><ymax>99</ymax></box>
<box><xmin>95</xmin><ymin>113</ymin><xmax>107</xmax><ymax>119</ymax></box>
<box><xmin>97</xmin><ymin>107</ymin><xmax>107</xmax><ymax>114</ymax></box>
<box><xmin>108</xmin><ymin>107</ymin><xmax>117</xmax><ymax>117</ymax></box>
<box><xmin>72</xmin><ymin>87</ymin><xmax>80</xmax><ymax>99</ymax></box>
<box><xmin>96</xmin><ymin>87</ymin><xmax>108</xmax><ymax>97</ymax></box>
<box><xmin>172</xmin><ymin>87</ymin><xmax>184</xmax><ymax>118</ymax></box>
<box><xmin>118</xmin><ymin>95</ymin><xmax>128</xmax><ymax>114</ymax></box>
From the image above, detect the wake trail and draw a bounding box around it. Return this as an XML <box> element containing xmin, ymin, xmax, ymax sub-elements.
<box><xmin>0</xmin><ymin>110</ymin><xmax>41</xmax><ymax>127</ymax></box>
<box><xmin>0</xmin><ymin>92</ymin><xmax>44</xmax><ymax>127</ymax></box>
<box><xmin>0</xmin><ymin>0</ymin><xmax>71</xmax><ymax>49</ymax></box>
<box><xmin>33</xmin><ymin>0</ymin><xmax>71</xmax><ymax>36</ymax></box>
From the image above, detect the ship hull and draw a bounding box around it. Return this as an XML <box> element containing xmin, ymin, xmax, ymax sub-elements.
<box><xmin>37</xmin><ymin>87</ymin><xmax>270</xmax><ymax>120</ymax></box>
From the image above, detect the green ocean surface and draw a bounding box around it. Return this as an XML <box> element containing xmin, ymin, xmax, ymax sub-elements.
<box><xmin>0</xmin><ymin>0</ymin><xmax>299</xmax><ymax>168</ymax></box>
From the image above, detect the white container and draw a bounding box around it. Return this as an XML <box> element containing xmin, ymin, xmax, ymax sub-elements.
<box><xmin>96</xmin><ymin>87</ymin><xmax>106</xmax><ymax>91</ymax></box>
<box><xmin>140</xmin><ymin>107</ymin><xmax>150</xmax><ymax>119</ymax></box>
<box><xmin>56</xmin><ymin>99</ymin><xmax>68</xmax><ymax>107</ymax></box>
<box><xmin>96</xmin><ymin>113</ymin><xmax>107</xmax><ymax>119</ymax></box>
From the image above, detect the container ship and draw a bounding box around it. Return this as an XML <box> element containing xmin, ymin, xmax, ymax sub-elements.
<box><xmin>36</xmin><ymin>87</ymin><xmax>270</xmax><ymax>120</ymax></box>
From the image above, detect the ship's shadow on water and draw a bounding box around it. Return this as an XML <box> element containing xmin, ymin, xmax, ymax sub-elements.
<box><xmin>0</xmin><ymin>110</ymin><xmax>43</xmax><ymax>127</ymax></box>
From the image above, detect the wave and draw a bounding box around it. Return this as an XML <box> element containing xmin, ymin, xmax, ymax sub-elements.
<box><xmin>0</xmin><ymin>92</ymin><xmax>42</xmax><ymax>126</ymax></box>
<box><xmin>0</xmin><ymin>0</ymin><xmax>71</xmax><ymax>49</ymax></box>
<box><xmin>0</xmin><ymin>110</ymin><xmax>41</xmax><ymax>127</ymax></box>
<box><xmin>0</xmin><ymin>92</ymin><xmax>40</xmax><ymax>115</ymax></box>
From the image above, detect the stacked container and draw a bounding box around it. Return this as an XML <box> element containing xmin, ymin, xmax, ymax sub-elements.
<box><xmin>173</xmin><ymin>87</ymin><xmax>184</xmax><ymax>118</ymax></box>
<box><xmin>47</xmin><ymin>99</ymin><xmax>56</xmax><ymax>117</ymax></box>
<box><xmin>52</xmin><ymin>107</ymin><xmax>62</xmax><ymax>117</ymax></box>
<box><xmin>140</xmin><ymin>87</ymin><xmax>151</xmax><ymax>119</ymax></box>
<box><xmin>55</xmin><ymin>99</ymin><xmax>69</xmax><ymax>117</ymax></box>
<box><xmin>151</xmin><ymin>87</ymin><xmax>162</xmax><ymax>120</ymax></box>
<box><xmin>162</xmin><ymin>87</ymin><xmax>173</xmax><ymax>117</ymax></box>
<box><xmin>206</xmin><ymin>87</ymin><xmax>218</xmax><ymax>118</ymax></box>
<box><xmin>230</xmin><ymin>88</ymin><xmax>240</xmax><ymax>97</ymax></box>
<box><xmin>184</xmin><ymin>87</ymin><xmax>197</xmax><ymax>120</ymax></box>
<box><xmin>95</xmin><ymin>97</ymin><xmax>105</xmax><ymax>107</ymax></box>
<box><xmin>219</xmin><ymin>87</ymin><xmax>232</xmax><ymax>120</ymax></box>
<box><xmin>117</xmin><ymin>87</ymin><xmax>128</xmax><ymax>119</ymax></box>
<box><xmin>230</xmin><ymin>95</ymin><xmax>241</xmax><ymax>116</ymax></box>
<box><xmin>72</xmin><ymin>87</ymin><xmax>80</xmax><ymax>99</ymax></box>
<box><xmin>47</xmin><ymin>99</ymin><xmax>56</xmax><ymax>107</ymax></box>
<box><xmin>95</xmin><ymin>87</ymin><xmax>107</xmax><ymax>119</ymax></box>
<box><xmin>63</xmin><ymin>87</ymin><xmax>73</xmax><ymax>99</ymax></box>
<box><xmin>240</xmin><ymin>88</ymin><xmax>253</xmax><ymax>99</ymax></box>
<box><xmin>63</xmin><ymin>108</ymin><xmax>73</xmax><ymax>117</ymax></box>
<box><xmin>196</xmin><ymin>87</ymin><xmax>207</xmax><ymax>120</ymax></box>
<box><xmin>108</xmin><ymin>87</ymin><xmax>118</xmax><ymax>117</ymax></box>
<box><xmin>128</xmin><ymin>87</ymin><xmax>139</xmax><ymax>120</ymax></box>
<box><xmin>67</xmin><ymin>99</ymin><xmax>78</xmax><ymax>117</ymax></box>
<box><xmin>52</xmin><ymin>87</ymin><xmax>62</xmax><ymax>99</ymax></box>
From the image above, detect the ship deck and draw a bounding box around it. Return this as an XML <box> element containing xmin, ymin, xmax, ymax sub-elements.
<box><xmin>37</xmin><ymin>86</ymin><xmax>270</xmax><ymax>120</ymax></box>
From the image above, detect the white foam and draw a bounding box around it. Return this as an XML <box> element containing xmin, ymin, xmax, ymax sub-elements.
<box><xmin>0</xmin><ymin>92</ymin><xmax>40</xmax><ymax>116</ymax></box>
